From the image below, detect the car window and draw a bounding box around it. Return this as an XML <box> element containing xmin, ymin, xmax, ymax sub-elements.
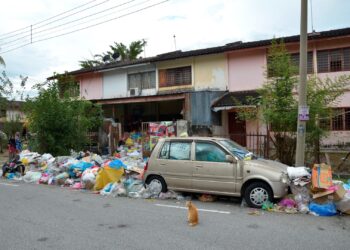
<box><xmin>159</xmin><ymin>142</ymin><xmax>170</xmax><ymax>159</ymax></box>
<box><xmin>219</xmin><ymin>139</ymin><xmax>252</xmax><ymax>160</ymax></box>
<box><xmin>195</xmin><ymin>142</ymin><xmax>227</xmax><ymax>162</ymax></box>
<box><xmin>169</xmin><ymin>142</ymin><xmax>191</xmax><ymax>160</ymax></box>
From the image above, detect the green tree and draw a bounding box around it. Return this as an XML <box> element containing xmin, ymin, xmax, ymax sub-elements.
<box><xmin>79</xmin><ymin>39</ymin><xmax>147</xmax><ymax>69</ymax></box>
<box><xmin>0</xmin><ymin>56</ymin><xmax>5</xmax><ymax>67</ymax></box>
<box><xmin>237</xmin><ymin>39</ymin><xmax>350</xmax><ymax>165</ymax></box>
<box><xmin>24</xmin><ymin>81</ymin><xmax>103</xmax><ymax>156</ymax></box>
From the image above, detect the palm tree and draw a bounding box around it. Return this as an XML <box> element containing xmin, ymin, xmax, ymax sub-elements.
<box><xmin>112</xmin><ymin>39</ymin><xmax>146</xmax><ymax>61</ymax></box>
<box><xmin>79</xmin><ymin>39</ymin><xmax>147</xmax><ymax>69</ymax></box>
<box><xmin>0</xmin><ymin>56</ymin><xmax>5</xmax><ymax>67</ymax></box>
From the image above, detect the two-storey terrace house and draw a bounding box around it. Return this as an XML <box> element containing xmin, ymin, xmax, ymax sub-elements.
<box><xmin>212</xmin><ymin>27</ymin><xmax>350</xmax><ymax>147</ymax></box>
<box><xmin>66</xmin><ymin>49</ymin><xmax>229</xmax><ymax>134</ymax></box>
<box><xmin>59</xmin><ymin>27</ymin><xmax>350</xmax><ymax>147</ymax></box>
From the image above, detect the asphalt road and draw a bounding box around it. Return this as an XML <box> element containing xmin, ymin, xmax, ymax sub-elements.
<box><xmin>0</xmin><ymin>179</ymin><xmax>349</xmax><ymax>250</ymax></box>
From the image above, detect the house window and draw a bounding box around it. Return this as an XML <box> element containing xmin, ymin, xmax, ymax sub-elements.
<box><xmin>158</xmin><ymin>66</ymin><xmax>192</xmax><ymax>87</ymax></box>
<box><xmin>346</xmin><ymin>108</ymin><xmax>350</xmax><ymax>130</ymax></box>
<box><xmin>317</xmin><ymin>48</ymin><xmax>350</xmax><ymax>73</ymax></box>
<box><xmin>290</xmin><ymin>52</ymin><xmax>313</xmax><ymax>74</ymax></box>
<box><xmin>330</xmin><ymin>108</ymin><xmax>350</xmax><ymax>131</ymax></box>
<box><xmin>0</xmin><ymin>109</ymin><xmax>6</xmax><ymax>118</ymax></box>
<box><xmin>128</xmin><ymin>71</ymin><xmax>156</xmax><ymax>90</ymax></box>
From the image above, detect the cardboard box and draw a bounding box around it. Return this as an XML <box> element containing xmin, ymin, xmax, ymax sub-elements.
<box><xmin>312</xmin><ymin>163</ymin><xmax>332</xmax><ymax>189</ymax></box>
<box><xmin>333</xmin><ymin>185</ymin><xmax>346</xmax><ymax>201</ymax></box>
<box><xmin>312</xmin><ymin>189</ymin><xmax>334</xmax><ymax>199</ymax></box>
<box><xmin>313</xmin><ymin>195</ymin><xmax>333</xmax><ymax>204</ymax></box>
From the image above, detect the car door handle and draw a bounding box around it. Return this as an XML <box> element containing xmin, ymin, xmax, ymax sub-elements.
<box><xmin>195</xmin><ymin>165</ymin><xmax>203</xmax><ymax>168</ymax></box>
<box><xmin>160</xmin><ymin>163</ymin><xmax>166</xmax><ymax>166</ymax></box>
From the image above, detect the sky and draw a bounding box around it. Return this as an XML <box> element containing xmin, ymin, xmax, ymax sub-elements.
<box><xmin>0</xmin><ymin>0</ymin><xmax>350</xmax><ymax>99</ymax></box>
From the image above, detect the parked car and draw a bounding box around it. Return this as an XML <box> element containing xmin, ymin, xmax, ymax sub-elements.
<box><xmin>143</xmin><ymin>137</ymin><xmax>289</xmax><ymax>208</ymax></box>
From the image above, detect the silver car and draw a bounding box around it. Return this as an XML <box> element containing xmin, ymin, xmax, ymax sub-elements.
<box><xmin>143</xmin><ymin>137</ymin><xmax>289</xmax><ymax>208</ymax></box>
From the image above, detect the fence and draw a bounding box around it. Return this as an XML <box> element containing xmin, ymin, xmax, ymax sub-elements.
<box><xmin>218</xmin><ymin>133</ymin><xmax>269</xmax><ymax>158</ymax></box>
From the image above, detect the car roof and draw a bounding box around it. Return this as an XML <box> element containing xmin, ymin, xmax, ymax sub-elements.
<box><xmin>160</xmin><ymin>136</ymin><xmax>229</xmax><ymax>141</ymax></box>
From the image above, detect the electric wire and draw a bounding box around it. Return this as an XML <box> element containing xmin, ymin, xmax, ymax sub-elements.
<box><xmin>0</xmin><ymin>0</ymin><xmax>169</xmax><ymax>54</ymax></box>
<box><xmin>0</xmin><ymin>0</ymin><xmax>115</xmax><ymax>45</ymax></box>
<box><xmin>0</xmin><ymin>0</ymin><xmax>99</xmax><ymax>40</ymax></box>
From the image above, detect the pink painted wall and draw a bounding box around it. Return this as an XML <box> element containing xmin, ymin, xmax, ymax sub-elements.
<box><xmin>228</xmin><ymin>49</ymin><xmax>266</xmax><ymax>91</ymax></box>
<box><xmin>77</xmin><ymin>73</ymin><xmax>103</xmax><ymax>100</ymax></box>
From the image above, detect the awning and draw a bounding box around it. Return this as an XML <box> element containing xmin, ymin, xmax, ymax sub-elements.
<box><xmin>211</xmin><ymin>90</ymin><xmax>259</xmax><ymax>112</ymax></box>
<box><xmin>94</xmin><ymin>93</ymin><xmax>185</xmax><ymax>105</ymax></box>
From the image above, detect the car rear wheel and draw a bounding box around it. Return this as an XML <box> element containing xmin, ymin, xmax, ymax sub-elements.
<box><xmin>244</xmin><ymin>182</ymin><xmax>273</xmax><ymax>208</ymax></box>
<box><xmin>146</xmin><ymin>175</ymin><xmax>167</xmax><ymax>194</ymax></box>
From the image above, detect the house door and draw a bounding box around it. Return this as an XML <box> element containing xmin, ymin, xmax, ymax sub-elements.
<box><xmin>228</xmin><ymin>112</ymin><xmax>246</xmax><ymax>146</ymax></box>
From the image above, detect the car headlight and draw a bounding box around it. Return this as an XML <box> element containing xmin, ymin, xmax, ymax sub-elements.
<box><xmin>280</xmin><ymin>172</ymin><xmax>288</xmax><ymax>184</ymax></box>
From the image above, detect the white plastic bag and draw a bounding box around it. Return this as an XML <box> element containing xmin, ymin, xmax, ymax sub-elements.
<box><xmin>287</xmin><ymin>167</ymin><xmax>310</xmax><ymax>179</ymax></box>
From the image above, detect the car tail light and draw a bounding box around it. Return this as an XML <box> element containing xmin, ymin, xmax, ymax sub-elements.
<box><xmin>144</xmin><ymin>162</ymin><xmax>148</xmax><ymax>171</ymax></box>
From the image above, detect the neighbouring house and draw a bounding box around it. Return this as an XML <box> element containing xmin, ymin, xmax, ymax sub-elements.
<box><xmin>54</xmin><ymin>27</ymin><xmax>350</xmax><ymax>152</ymax></box>
<box><xmin>213</xmin><ymin>27</ymin><xmax>350</xmax><ymax>149</ymax></box>
<box><xmin>0</xmin><ymin>100</ymin><xmax>26</xmax><ymax>126</ymax></box>
<box><xmin>64</xmin><ymin>50</ymin><xmax>229</xmax><ymax>134</ymax></box>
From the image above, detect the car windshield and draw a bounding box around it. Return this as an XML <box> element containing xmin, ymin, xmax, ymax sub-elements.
<box><xmin>218</xmin><ymin>139</ymin><xmax>253</xmax><ymax>160</ymax></box>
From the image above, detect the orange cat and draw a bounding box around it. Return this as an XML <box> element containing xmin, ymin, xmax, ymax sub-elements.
<box><xmin>186</xmin><ymin>201</ymin><xmax>198</xmax><ymax>226</ymax></box>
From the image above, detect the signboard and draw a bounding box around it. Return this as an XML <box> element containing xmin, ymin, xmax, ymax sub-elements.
<box><xmin>298</xmin><ymin>106</ymin><xmax>309</xmax><ymax>121</ymax></box>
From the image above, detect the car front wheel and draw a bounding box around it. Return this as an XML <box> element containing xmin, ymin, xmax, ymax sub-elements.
<box><xmin>244</xmin><ymin>182</ymin><xmax>273</xmax><ymax>208</ymax></box>
<box><xmin>146</xmin><ymin>175</ymin><xmax>167</xmax><ymax>195</ymax></box>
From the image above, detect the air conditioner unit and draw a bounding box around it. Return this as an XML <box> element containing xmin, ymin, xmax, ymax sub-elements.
<box><xmin>129</xmin><ymin>87</ymin><xmax>140</xmax><ymax>96</ymax></box>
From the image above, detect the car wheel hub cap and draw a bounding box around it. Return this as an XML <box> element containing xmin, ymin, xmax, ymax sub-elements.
<box><xmin>250</xmin><ymin>188</ymin><xmax>268</xmax><ymax>206</ymax></box>
<box><xmin>149</xmin><ymin>179</ymin><xmax>162</xmax><ymax>195</ymax></box>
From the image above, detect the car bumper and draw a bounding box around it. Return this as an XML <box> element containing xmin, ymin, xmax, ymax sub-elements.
<box><xmin>271</xmin><ymin>182</ymin><xmax>289</xmax><ymax>198</ymax></box>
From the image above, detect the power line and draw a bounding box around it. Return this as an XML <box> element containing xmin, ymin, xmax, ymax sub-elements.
<box><xmin>32</xmin><ymin>0</ymin><xmax>150</xmax><ymax>41</ymax></box>
<box><xmin>0</xmin><ymin>0</ymin><xmax>149</xmax><ymax>51</ymax></box>
<box><xmin>0</xmin><ymin>0</ymin><xmax>147</xmax><ymax>49</ymax></box>
<box><xmin>0</xmin><ymin>0</ymin><xmax>99</xmax><ymax>39</ymax></box>
<box><xmin>0</xmin><ymin>0</ymin><xmax>169</xmax><ymax>54</ymax></box>
<box><xmin>0</xmin><ymin>0</ymin><xmax>114</xmax><ymax>45</ymax></box>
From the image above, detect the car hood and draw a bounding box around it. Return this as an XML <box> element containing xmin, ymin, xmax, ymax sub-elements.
<box><xmin>245</xmin><ymin>159</ymin><xmax>288</xmax><ymax>173</ymax></box>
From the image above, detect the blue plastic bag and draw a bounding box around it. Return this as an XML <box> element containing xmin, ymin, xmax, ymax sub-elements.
<box><xmin>68</xmin><ymin>161</ymin><xmax>94</xmax><ymax>177</ymax></box>
<box><xmin>108</xmin><ymin>159</ymin><xmax>126</xmax><ymax>169</ymax></box>
<box><xmin>309</xmin><ymin>202</ymin><xmax>337</xmax><ymax>216</ymax></box>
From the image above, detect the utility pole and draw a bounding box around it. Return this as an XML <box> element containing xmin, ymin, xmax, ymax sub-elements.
<box><xmin>295</xmin><ymin>0</ymin><xmax>308</xmax><ymax>166</ymax></box>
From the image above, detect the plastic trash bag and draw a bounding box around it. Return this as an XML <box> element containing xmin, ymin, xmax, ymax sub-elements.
<box><xmin>262</xmin><ymin>201</ymin><xmax>274</xmax><ymax>211</ymax></box>
<box><xmin>93</xmin><ymin>167</ymin><xmax>124</xmax><ymax>191</ymax></box>
<box><xmin>125</xmin><ymin>179</ymin><xmax>144</xmax><ymax>193</ymax></box>
<box><xmin>39</xmin><ymin>173</ymin><xmax>50</xmax><ymax>184</ymax></box>
<box><xmin>287</xmin><ymin>167</ymin><xmax>310</xmax><ymax>179</ymax></box>
<box><xmin>108</xmin><ymin>159</ymin><xmax>126</xmax><ymax>169</ymax></box>
<box><xmin>278</xmin><ymin>198</ymin><xmax>296</xmax><ymax>208</ymax></box>
<box><xmin>335</xmin><ymin>193</ymin><xmax>350</xmax><ymax>213</ymax></box>
<box><xmin>100</xmin><ymin>182</ymin><xmax>117</xmax><ymax>196</ymax></box>
<box><xmin>309</xmin><ymin>202</ymin><xmax>337</xmax><ymax>216</ymax></box>
<box><xmin>159</xmin><ymin>190</ymin><xmax>179</xmax><ymax>200</ymax></box>
<box><xmin>294</xmin><ymin>193</ymin><xmax>310</xmax><ymax>214</ymax></box>
<box><xmin>68</xmin><ymin>161</ymin><xmax>94</xmax><ymax>178</ymax></box>
<box><xmin>23</xmin><ymin>171</ymin><xmax>42</xmax><ymax>183</ymax></box>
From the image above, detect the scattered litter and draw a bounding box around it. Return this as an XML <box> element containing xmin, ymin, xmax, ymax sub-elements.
<box><xmin>198</xmin><ymin>194</ymin><xmax>217</xmax><ymax>202</ymax></box>
<box><xmin>248</xmin><ymin>209</ymin><xmax>261</xmax><ymax>216</ymax></box>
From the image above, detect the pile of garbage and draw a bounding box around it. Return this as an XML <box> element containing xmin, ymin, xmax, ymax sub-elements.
<box><xmin>1</xmin><ymin>141</ymin><xmax>184</xmax><ymax>201</ymax></box>
<box><xmin>260</xmin><ymin>164</ymin><xmax>350</xmax><ymax>216</ymax></box>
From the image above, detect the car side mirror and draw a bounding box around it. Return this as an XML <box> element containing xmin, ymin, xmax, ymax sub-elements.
<box><xmin>226</xmin><ymin>155</ymin><xmax>236</xmax><ymax>163</ymax></box>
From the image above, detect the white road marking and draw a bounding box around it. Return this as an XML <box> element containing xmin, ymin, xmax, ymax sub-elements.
<box><xmin>155</xmin><ymin>204</ymin><xmax>231</xmax><ymax>214</ymax></box>
<box><xmin>0</xmin><ymin>182</ymin><xmax>19</xmax><ymax>187</ymax></box>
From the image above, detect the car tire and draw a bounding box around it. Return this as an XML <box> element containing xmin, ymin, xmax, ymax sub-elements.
<box><xmin>244</xmin><ymin>182</ymin><xmax>273</xmax><ymax>208</ymax></box>
<box><xmin>146</xmin><ymin>175</ymin><xmax>167</xmax><ymax>194</ymax></box>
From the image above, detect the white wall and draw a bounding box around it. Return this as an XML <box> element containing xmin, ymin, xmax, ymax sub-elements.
<box><xmin>102</xmin><ymin>64</ymin><xmax>157</xmax><ymax>99</ymax></box>
<box><xmin>103</xmin><ymin>70</ymin><xmax>128</xmax><ymax>99</ymax></box>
